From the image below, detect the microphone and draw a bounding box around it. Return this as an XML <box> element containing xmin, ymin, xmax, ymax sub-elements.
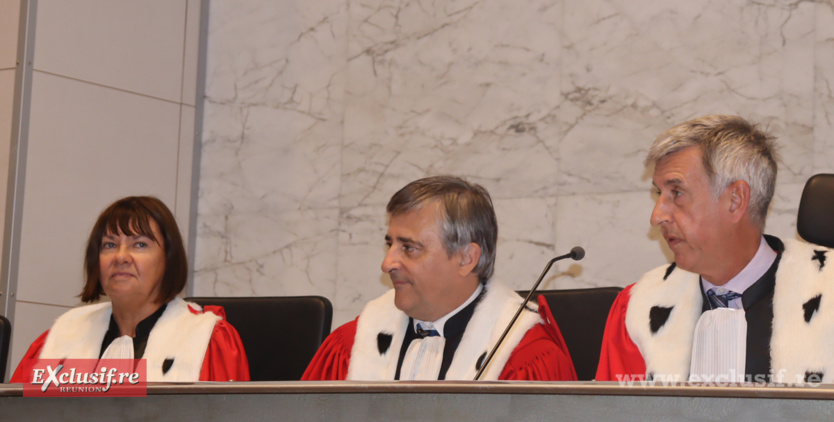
<box><xmin>473</xmin><ymin>246</ymin><xmax>585</xmax><ymax>380</ymax></box>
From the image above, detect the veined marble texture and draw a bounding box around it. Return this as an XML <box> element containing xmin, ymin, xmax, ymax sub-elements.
<box><xmin>197</xmin><ymin>0</ymin><xmax>834</xmax><ymax>328</ymax></box>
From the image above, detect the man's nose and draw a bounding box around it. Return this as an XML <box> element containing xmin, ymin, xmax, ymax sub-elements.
<box><xmin>381</xmin><ymin>246</ymin><xmax>400</xmax><ymax>273</ymax></box>
<box><xmin>650</xmin><ymin>197</ymin><xmax>669</xmax><ymax>227</ymax></box>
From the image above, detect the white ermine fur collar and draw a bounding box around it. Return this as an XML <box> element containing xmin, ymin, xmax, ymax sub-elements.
<box><xmin>40</xmin><ymin>297</ymin><xmax>220</xmax><ymax>381</ymax></box>
<box><xmin>347</xmin><ymin>280</ymin><xmax>541</xmax><ymax>380</ymax></box>
<box><xmin>771</xmin><ymin>239</ymin><xmax>834</xmax><ymax>383</ymax></box>
<box><xmin>627</xmin><ymin>238</ymin><xmax>834</xmax><ymax>383</ymax></box>
<box><xmin>625</xmin><ymin>263</ymin><xmax>702</xmax><ymax>380</ymax></box>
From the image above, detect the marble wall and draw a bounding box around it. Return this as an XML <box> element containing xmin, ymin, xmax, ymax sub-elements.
<box><xmin>197</xmin><ymin>0</ymin><xmax>834</xmax><ymax>326</ymax></box>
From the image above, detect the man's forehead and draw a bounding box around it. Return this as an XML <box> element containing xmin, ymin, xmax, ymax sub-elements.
<box><xmin>387</xmin><ymin>204</ymin><xmax>442</xmax><ymax>237</ymax></box>
<box><xmin>652</xmin><ymin>147</ymin><xmax>704</xmax><ymax>185</ymax></box>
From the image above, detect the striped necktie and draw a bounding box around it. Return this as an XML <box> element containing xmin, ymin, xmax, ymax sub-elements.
<box><xmin>416</xmin><ymin>324</ymin><xmax>440</xmax><ymax>338</ymax></box>
<box><xmin>707</xmin><ymin>288</ymin><xmax>742</xmax><ymax>309</ymax></box>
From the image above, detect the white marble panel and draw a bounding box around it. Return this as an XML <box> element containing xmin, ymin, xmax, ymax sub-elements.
<box><xmin>554</xmin><ymin>191</ymin><xmax>668</xmax><ymax>289</ymax></box>
<box><xmin>199</xmin><ymin>102</ymin><xmax>342</xmax><ymax>214</ymax></box>
<box><xmin>193</xmin><ymin>208</ymin><xmax>339</xmax><ymax>299</ymax></box>
<box><xmin>16</xmin><ymin>72</ymin><xmax>180</xmax><ymax>306</ymax></box>
<box><xmin>0</xmin><ymin>0</ymin><xmax>20</xmax><ymax>70</ymax></box>
<box><xmin>8</xmin><ymin>301</ymin><xmax>70</xmax><ymax>382</ymax></box>
<box><xmin>766</xmin><ymin>182</ymin><xmax>804</xmax><ymax>241</ymax></box>
<box><xmin>341</xmin><ymin>0</ymin><xmax>562</xmax><ymax>207</ymax></box>
<box><xmin>201</xmin><ymin>0</ymin><xmax>346</xmax><ymax>213</ymax></box>
<box><xmin>492</xmin><ymin>197</ymin><xmax>559</xmax><ymax>291</ymax></box>
<box><xmin>815</xmin><ymin>1</ymin><xmax>834</xmax><ymax>172</ymax></box>
<box><xmin>33</xmin><ymin>0</ymin><xmax>187</xmax><ymax>102</ymax></box>
<box><xmin>181</xmin><ymin>0</ymin><xmax>203</xmax><ymax>107</ymax></box>
<box><xmin>333</xmin><ymin>205</ymin><xmax>389</xmax><ymax>327</ymax></box>
<box><xmin>559</xmin><ymin>0</ymin><xmax>815</xmax><ymax>194</ymax></box>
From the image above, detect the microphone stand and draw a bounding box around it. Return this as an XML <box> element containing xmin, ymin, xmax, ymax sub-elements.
<box><xmin>473</xmin><ymin>247</ymin><xmax>584</xmax><ymax>380</ymax></box>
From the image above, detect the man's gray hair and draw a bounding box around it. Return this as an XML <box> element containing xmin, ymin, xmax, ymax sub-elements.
<box><xmin>387</xmin><ymin>176</ymin><xmax>498</xmax><ymax>283</ymax></box>
<box><xmin>645</xmin><ymin>115</ymin><xmax>778</xmax><ymax>229</ymax></box>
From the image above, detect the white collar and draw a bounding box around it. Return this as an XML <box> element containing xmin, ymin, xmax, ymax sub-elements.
<box><xmin>702</xmin><ymin>236</ymin><xmax>777</xmax><ymax>305</ymax></box>
<box><xmin>412</xmin><ymin>283</ymin><xmax>484</xmax><ymax>337</ymax></box>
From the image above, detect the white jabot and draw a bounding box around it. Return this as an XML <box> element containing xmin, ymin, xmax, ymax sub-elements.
<box><xmin>100</xmin><ymin>335</ymin><xmax>135</xmax><ymax>360</ymax></box>
<box><xmin>412</xmin><ymin>283</ymin><xmax>483</xmax><ymax>338</ymax></box>
<box><xmin>689</xmin><ymin>308</ymin><xmax>747</xmax><ymax>382</ymax></box>
<box><xmin>701</xmin><ymin>236</ymin><xmax>777</xmax><ymax>309</ymax></box>
<box><xmin>399</xmin><ymin>336</ymin><xmax>446</xmax><ymax>380</ymax></box>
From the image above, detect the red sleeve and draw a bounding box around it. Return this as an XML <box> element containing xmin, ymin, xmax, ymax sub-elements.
<box><xmin>595</xmin><ymin>284</ymin><xmax>646</xmax><ymax>381</ymax></box>
<box><xmin>9</xmin><ymin>330</ymin><xmax>49</xmax><ymax>383</ymax></box>
<box><xmin>498</xmin><ymin>296</ymin><xmax>577</xmax><ymax>381</ymax></box>
<box><xmin>198</xmin><ymin>305</ymin><xmax>250</xmax><ymax>381</ymax></box>
<box><xmin>301</xmin><ymin>318</ymin><xmax>357</xmax><ymax>381</ymax></box>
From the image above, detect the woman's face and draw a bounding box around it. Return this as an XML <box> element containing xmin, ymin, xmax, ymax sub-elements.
<box><xmin>99</xmin><ymin>219</ymin><xmax>166</xmax><ymax>304</ymax></box>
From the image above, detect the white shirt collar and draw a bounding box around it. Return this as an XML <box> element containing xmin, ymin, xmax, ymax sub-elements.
<box><xmin>702</xmin><ymin>236</ymin><xmax>777</xmax><ymax>306</ymax></box>
<box><xmin>412</xmin><ymin>283</ymin><xmax>484</xmax><ymax>338</ymax></box>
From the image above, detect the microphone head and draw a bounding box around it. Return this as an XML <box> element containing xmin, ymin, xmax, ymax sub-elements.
<box><xmin>570</xmin><ymin>246</ymin><xmax>585</xmax><ymax>261</ymax></box>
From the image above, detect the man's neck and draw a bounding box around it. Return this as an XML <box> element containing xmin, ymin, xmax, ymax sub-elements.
<box><xmin>702</xmin><ymin>230</ymin><xmax>763</xmax><ymax>286</ymax></box>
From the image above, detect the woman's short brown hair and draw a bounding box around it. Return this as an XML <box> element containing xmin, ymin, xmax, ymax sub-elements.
<box><xmin>80</xmin><ymin>196</ymin><xmax>187</xmax><ymax>304</ymax></box>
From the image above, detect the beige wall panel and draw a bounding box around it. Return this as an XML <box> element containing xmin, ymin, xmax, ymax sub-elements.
<box><xmin>0</xmin><ymin>69</ymin><xmax>14</xmax><ymax>250</ymax></box>
<box><xmin>176</xmin><ymin>104</ymin><xmax>195</xmax><ymax>242</ymax></box>
<box><xmin>181</xmin><ymin>0</ymin><xmax>202</xmax><ymax>106</ymax></box>
<box><xmin>0</xmin><ymin>0</ymin><xmax>21</xmax><ymax>69</ymax></box>
<box><xmin>15</xmin><ymin>72</ymin><xmax>180</xmax><ymax>306</ymax></box>
<box><xmin>7</xmin><ymin>301</ymin><xmax>69</xmax><ymax>382</ymax></box>
<box><xmin>33</xmin><ymin>0</ymin><xmax>187</xmax><ymax>102</ymax></box>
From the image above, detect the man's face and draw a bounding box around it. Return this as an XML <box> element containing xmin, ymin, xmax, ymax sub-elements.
<box><xmin>382</xmin><ymin>201</ymin><xmax>476</xmax><ymax>322</ymax></box>
<box><xmin>650</xmin><ymin>146</ymin><xmax>732</xmax><ymax>280</ymax></box>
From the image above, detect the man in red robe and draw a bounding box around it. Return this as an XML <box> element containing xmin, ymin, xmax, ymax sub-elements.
<box><xmin>303</xmin><ymin>176</ymin><xmax>576</xmax><ymax>381</ymax></box>
<box><xmin>597</xmin><ymin>115</ymin><xmax>834</xmax><ymax>384</ymax></box>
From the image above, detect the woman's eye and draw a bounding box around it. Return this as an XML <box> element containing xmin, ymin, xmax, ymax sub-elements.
<box><xmin>102</xmin><ymin>242</ymin><xmax>116</xmax><ymax>249</ymax></box>
<box><xmin>135</xmin><ymin>242</ymin><xmax>147</xmax><ymax>248</ymax></box>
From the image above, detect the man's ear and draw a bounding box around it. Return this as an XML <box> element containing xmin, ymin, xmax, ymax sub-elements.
<box><xmin>727</xmin><ymin>180</ymin><xmax>751</xmax><ymax>223</ymax></box>
<box><xmin>458</xmin><ymin>243</ymin><xmax>481</xmax><ymax>277</ymax></box>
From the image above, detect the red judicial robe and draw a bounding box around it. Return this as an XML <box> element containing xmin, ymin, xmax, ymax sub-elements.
<box><xmin>303</xmin><ymin>295</ymin><xmax>576</xmax><ymax>381</ymax></box>
<box><xmin>596</xmin><ymin>237</ymin><xmax>834</xmax><ymax>383</ymax></box>
<box><xmin>11</xmin><ymin>304</ymin><xmax>250</xmax><ymax>383</ymax></box>
<box><xmin>595</xmin><ymin>284</ymin><xmax>646</xmax><ymax>380</ymax></box>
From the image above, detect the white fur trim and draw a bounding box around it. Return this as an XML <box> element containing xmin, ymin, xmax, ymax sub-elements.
<box><xmin>39</xmin><ymin>298</ymin><xmax>220</xmax><ymax>382</ymax></box>
<box><xmin>627</xmin><ymin>238</ymin><xmax>834</xmax><ymax>382</ymax></box>
<box><xmin>346</xmin><ymin>280</ymin><xmax>541</xmax><ymax>381</ymax></box>
<box><xmin>771</xmin><ymin>239</ymin><xmax>834</xmax><ymax>383</ymax></box>
<box><xmin>347</xmin><ymin>290</ymin><xmax>409</xmax><ymax>380</ymax></box>
<box><xmin>625</xmin><ymin>264</ymin><xmax>702</xmax><ymax>379</ymax></box>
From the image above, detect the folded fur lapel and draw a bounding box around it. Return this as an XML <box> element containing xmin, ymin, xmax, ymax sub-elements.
<box><xmin>771</xmin><ymin>239</ymin><xmax>834</xmax><ymax>382</ymax></box>
<box><xmin>347</xmin><ymin>290</ymin><xmax>409</xmax><ymax>380</ymax></box>
<box><xmin>143</xmin><ymin>298</ymin><xmax>219</xmax><ymax>381</ymax></box>
<box><xmin>41</xmin><ymin>302</ymin><xmax>112</xmax><ymax>360</ymax></box>
<box><xmin>626</xmin><ymin>264</ymin><xmax>702</xmax><ymax>380</ymax></box>
<box><xmin>346</xmin><ymin>280</ymin><xmax>542</xmax><ymax>381</ymax></box>
<box><xmin>39</xmin><ymin>298</ymin><xmax>219</xmax><ymax>382</ymax></box>
<box><xmin>446</xmin><ymin>281</ymin><xmax>539</xmax><ymax>380</ymax></box>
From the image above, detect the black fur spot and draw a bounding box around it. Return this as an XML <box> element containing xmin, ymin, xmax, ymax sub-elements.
<box><xmin>805</xmin><ymin>371</ymin><xmax>824</xmax><ymax>383</ymax></box>
<box><xmin>803</xmin><ymin>295</ymin><xmax>822</xmax><ymax>323</ymax></box>
<box><xmin>649</xmin><ymin>306</ymin><xmax>674</xmax><ymax>334</ymax></box>
<box><xmin>377</xmin><ymin>333</ymin><xmax>393</xmax><ymax>355</ymax></box>
<box><xmin>812</xmin><ymin>250</ymin><xmax>827</xmax><ymax>271</ymax></box>
<box><xmin>476</xmin><ymin>352</ymin><xmax>487</xmax><ymax>371</ymax></box>
<box><xmin>162</xmin><ymin>358</ymin><xmax>174</xmax><ymax>374</ymax></box>
<box><xmin>663</xmin><ymin>263</ymin><xmax>677</xmax><ymax>280</ymax></box>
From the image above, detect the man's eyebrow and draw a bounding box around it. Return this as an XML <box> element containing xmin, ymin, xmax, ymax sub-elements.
<box><xmin>654</xmin><ymin>177</ymin><xmax>683</xmax><ymax>188</ymax></box>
